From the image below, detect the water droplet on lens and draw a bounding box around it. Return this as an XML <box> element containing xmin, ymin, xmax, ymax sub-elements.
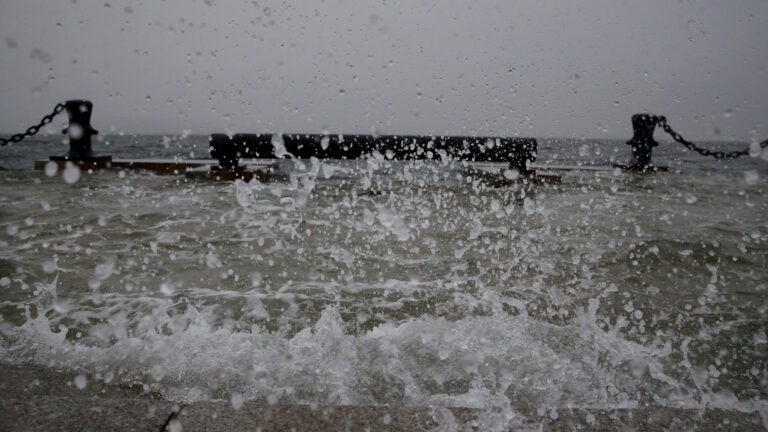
<box><xmin>62</xmin><ymin>162</ymin><xmax>81</xmax><ymax>184</ymax></box>
<box><xmin>743</xmin><ymin>170</ymin><xmax>758</xmax><ymax>185</ymax></box>
<box><xmin>44</xmin><ymin>161</ymin><xmax>58</xmax><ymax>177</ymax></box>
<box><xmin>68</xmin><ymin>124</ymin><xmax>84</xmax><ymax>140</ymax></box>
<box><xmin>231</xmin><ymin>393</ymin><xmax>244</xmax><ymax>410</ymax></box>
<box><xmin>74</xmin><ymin>375</ymin><xmax>87</xmax><ymax>389</ymax></box>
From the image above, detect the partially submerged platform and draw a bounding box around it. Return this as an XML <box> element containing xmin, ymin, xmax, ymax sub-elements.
<box><xmin>33</xmin><ymin>131</ymin><xmax>549</xmax><ymax>184</ymax></box>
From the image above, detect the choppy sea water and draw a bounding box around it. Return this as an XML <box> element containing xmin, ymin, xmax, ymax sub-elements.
<box><xmin>1</xmin><ymin>134</ymin><xmax>767</xmax><ymax>429</ymax></box>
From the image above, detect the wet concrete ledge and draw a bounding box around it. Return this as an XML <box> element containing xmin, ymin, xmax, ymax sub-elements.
<box><xmin>1</xmin><ymin>363</ymin><xmax>765</xmax><ymax>431</ymax></box>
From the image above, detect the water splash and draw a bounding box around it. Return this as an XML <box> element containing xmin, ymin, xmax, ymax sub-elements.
<box><xmin>0</xmin><ymin>158</ymin><xmax>766</xmax><ymax>429</ymax></box>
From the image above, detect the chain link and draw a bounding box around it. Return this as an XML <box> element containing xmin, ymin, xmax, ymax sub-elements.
<box><xmin>659</xmin><ymin>120</ymin><xmax>767</xmax><ymax>160</ymax></box>
<box><xmin>0</xmin><ymin>103</ymin><xmax>66</xmax><ymax>146</ymax></box>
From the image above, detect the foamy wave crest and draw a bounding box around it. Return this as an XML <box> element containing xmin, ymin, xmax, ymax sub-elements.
<box><xmin>5</xmin><ymin>295</ymin><xmax>761</xmax><ymax>420</ymax></box>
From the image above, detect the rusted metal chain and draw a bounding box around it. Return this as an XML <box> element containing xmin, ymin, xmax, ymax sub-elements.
<box><xmin>0</xmin><ymin>103</ymin><xmax>66</xmax><ymax>146</ymax></box>
<box><xmin>659</xmin><ymin>120</ymin><xmax>767</xmax><ymax>160</ymax></box>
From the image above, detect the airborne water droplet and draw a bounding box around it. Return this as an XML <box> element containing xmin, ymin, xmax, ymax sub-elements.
<box><xmin>42</xmin><ymin>260</ymin><xmax>57</xmax><ymax>274</ymax></box>
<box><xmin>160</xmin><ymin>282</ymin><xmax>174</xmax><ymax>296</ymax></box>
<box><xmin>44</xmin><ymin>161</ymin><xmax>58</xmax><ymax>177</ymax></box>
<box><xmin>743</xmin><ymin>170</ymin><xmax>758</xmax><ymax>185</ymax></box>
<box><xmin>62</xmin><ymin>162</ymin><xmax>81</xmax><ymax>184</ymax></box>
<box><xmin>168</xmin><ymin>420</ymin><xmax>182</xmax><ymax>432</ymax></box>
<box><xmin>231</xmin><ymin>392</ymin><xmax>244</xmax><ymax>410</ymax></box>
<box><xmin>250</xmin><ymin>272</ymin><xmax>262</xmax><ymax>287</ymax></box>
<box><xmin>74</xmin><ymin>375</ymin><xmax>87</xmax><ymax>390</ymax></box>
<box><xmin>502</xmin><ymin>169</ymin><xmax>519</xmax><ymax>180</ymax></box>
<box><xmin>68</xmin><ymin>124</ymin><xmax>84</xmax><ymax>140</ymax></box>
<box><xmin>206</xmin><ymin>251</ymin><xmax>222</xmax><ymax>268</ymax></box>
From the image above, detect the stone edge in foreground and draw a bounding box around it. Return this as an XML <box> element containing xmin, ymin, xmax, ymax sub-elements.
<box><xmin>1</xmin><ymin>363</ymin><xmax>764</xmax><ymax>431</ymax></box>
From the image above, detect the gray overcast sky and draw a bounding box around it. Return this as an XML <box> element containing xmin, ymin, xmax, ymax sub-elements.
<box><xmin>1</xmin><ymin>0</ymin><xmax>766</xmax><ymax>141</ymax></box>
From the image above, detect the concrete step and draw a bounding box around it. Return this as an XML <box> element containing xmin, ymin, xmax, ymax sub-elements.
<box><xmin>1</xmin><ymin>363</ymin><xmax>764</xmax><ymax>431</ymax></box>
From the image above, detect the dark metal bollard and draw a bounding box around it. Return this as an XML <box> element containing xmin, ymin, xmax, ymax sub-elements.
<box><xmin>209</xmin><ymin>134</ymin><xmax>241</xmax><ymax>170</ymax></box>
<box><xmin>623</xmin><ymin>113</ymin><xmax>665</xmax><ymax>171</ymax></box>
<box><xmin>51</xmin><ymin>100</ymin><xmax>111</xmax><ymax>162</ymax></box>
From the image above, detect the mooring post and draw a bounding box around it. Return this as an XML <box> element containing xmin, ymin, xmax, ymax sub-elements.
<box><xmin>625</xmin><ymin>113</ymin><xmax>665</xmax><ymax>170</ymax></box>
<box><xmin>507</xmin><ymin>138</ymin><xmax>537</xmax><ymax>174</ymax></box>
<box><xmin>51</xmin><ymin>100</ymin><xmax>111</xmax><ymax>162</ymax></box>
<box><xmin>209</xmin><ymin>134</ymin><xmax>241</xmax><ymax>170</ymax></box>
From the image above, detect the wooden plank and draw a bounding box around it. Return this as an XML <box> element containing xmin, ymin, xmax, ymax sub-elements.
<box><xmin>33</xmin><ymin>158</ymin><xmax>563</xmax><ymax>184</ymax></box>
<box><xmin>530</xmin><ymin>164</ymin><xmax>616</xmax><ymax>172</ymax></box>
<box><xmin>184</xmin><ymin>165</ymin><xmax>272</xmax><ymax>182</ymax></box>
<box><xmin>465</xmin><ymin>166</ymin><xmax>561</xmax><ymax>186</ymax></box>
<box><xmin>34</xmin><ymin>159</ymin><xmax>277</xmax><ymax>175</ymax></box>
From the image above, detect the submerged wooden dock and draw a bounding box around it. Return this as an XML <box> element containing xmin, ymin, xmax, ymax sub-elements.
<box><xmin>29</xmin><ymin>108</ymin><xmax>557</xmax><ymax>183</ymax></box>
